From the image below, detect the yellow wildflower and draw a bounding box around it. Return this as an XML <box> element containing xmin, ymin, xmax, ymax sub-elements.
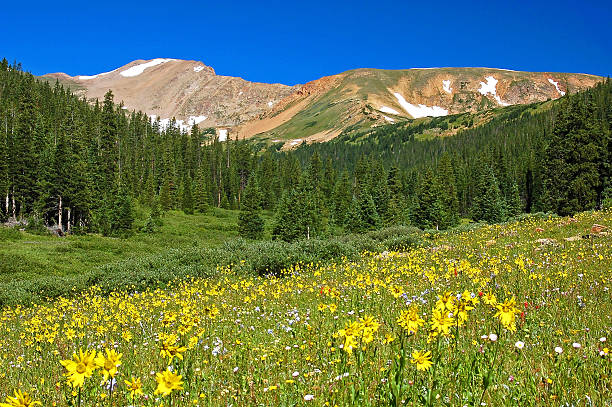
<box><xmin>60</xmin><ymin>348</ymin><xmax>97</xmax><ymax>388</ymax></box>
<box><xmin>0</xmin><ymin>390</ymin><xmax>41</xmax><ymax>407</ymax></box>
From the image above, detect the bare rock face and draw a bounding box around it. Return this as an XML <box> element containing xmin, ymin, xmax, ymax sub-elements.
<box><xmin>43</xmin><ymin>61</ymin><xmax>603</xmax><ymax>144</ymax></box>
<box><xmin>42</xmin><ymin>58</ymin><xmax>296</xmax><ymax>129</ymax></box>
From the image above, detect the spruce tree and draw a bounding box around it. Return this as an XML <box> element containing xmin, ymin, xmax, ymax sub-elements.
<box><xmin>194</xmin><ymin>166</ymin><xmax>209</xmax><ymax>214</ymax></box>
<box><xmin>385</xmin><ymin>166</ymin><xmax>406</xmax><ymax>225</ymax></box>
<box><xmin>345</xmin><ymin>196</ymin><xmax>364</xmax><ymax>233</ymax></box>
<box><xmin>160</xmin><ymin>176</ymin><xmax>172</xmax><ymax>212</ymax></box>
<box><xmin>181</xmin><ymin>174</ymin><xmax>194</xmax><ymax>215</ymax></box>
<box><xmin>436</xmin><ymin>153</ymin><xmax>460</xmax><ymax>228</ymax></box>
<box><xmin>238</xmin><ymin>179</ymin><xmax>265</xmax><ymax>239</ymax></box>
<box><xmin>413</xmin><ymin>169</ymin><xmax>444</xmax><ymax>230</ymax></box>
<box><xmin>111</xmin><ymin>187</ymin><xmax>135</xmax><ymax>237</ymax></box>
<box><xmin>543</xmin><ymin>92</ymin><xmax>610</xmax><ymax>215</ymax></box>
<box><xmin>472</xmin><ymin>165</ymin><xmax>504</xmax><ymax>223</ymax></box>
<box><xmin>506</xmin><ymin>181</ymin><xmax>522</xmax><ymax>218</ymax></box>
<box><xmin>332</xmin><ymin>171</ymin><xmax>352</xmax><ymax>226</ymax></box>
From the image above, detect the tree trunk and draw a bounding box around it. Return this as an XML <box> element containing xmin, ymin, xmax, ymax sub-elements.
<box><xmin>67</xmin><ymin>207</ymin><xmax>71</xmax><ymax>234</ymax></box>
<box><xmin>58</xmin><ymin>195</ymin><xmax>63</xmax><ymax>232</ymax></box>
<box><xmin>11</xmin><ymin>188</ymin><xmax>15</xmax><ymax>219</ymax></box>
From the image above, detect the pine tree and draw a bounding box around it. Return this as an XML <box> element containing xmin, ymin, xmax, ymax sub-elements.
<box><xmin>543</xmin><ymin>92</ymin><xmax>610</xmax><ymax>215</ymax></box>
<box><xmin>358</xmin><ymin>192</ymin><xmax>381</xmax><ymax>231</ymax></box>
<box><xmin>98</xmin><ymin>90</ymin><xmax>118</xmax><ymax>194</ymax></box>
<box><xmin>332</xmin><ymin>171</ymin><xmax>352</xmax><ymax>226</ymax></box>
<box><xmin>238</xmin><ymin>179</ymin><xmax>264</xmax><ymax>239</ymax></box>
<box><xmin>160</xmin><ymin>175</ymin><xmax>172</xmax><ymax>212</ymax></box>
<box><xmin>345</xmin><ymin>196</ymin><xmax>364</xmax><ymax>233</ymax></box>
<box><xmin>436</xmin><ymin>154</ymin><xmax>460</xmax><ymax>229</ymax></box>
<box><xmin>272</xmin><ymin>190</ymin><xmax>299</xmax><ymax>241</ymax></box>
<box><xmin>111</xmin><ymin>188</ymin><xmax>135</xmax><ymax>237</ymax></box>
<box><xmin>506</xmin><ymin>181</ymin><xmax>522</xmax><ymax>218</ymax></box>
<box><xmin>413</xmin><ymin>169</ymin><xmax>444</xmax><ymax>230</ymax></box>
<box><xmin>194</xmin><ymin>166</ymin><xmax>209</xmax><ymax>214</ymax></box>
<box><xmin>472</xmin><ymin>165</ymin><xmax>504</xmax><ymax>223</ymax></box>
<box><xmin>385</xmin><ymin>166</ymin><xmax>406</xmax><ymax>225</ymax></box>
<box><xmin>181</xmin><ymin>174</ymin><xmax>194</xmax><ymax>215</ymax></box>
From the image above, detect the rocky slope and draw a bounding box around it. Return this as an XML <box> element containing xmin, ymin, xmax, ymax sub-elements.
<box><xmin>43</xmin><ymin>58</ymin><xmax>296</xmax><ymax>131</ymax></box>
<box><xmin>43</xmin><ymin>60</ymin><xmax>603</xmax><ymax>143</ymax></box>
<box><xmin>237</xmin><ymin>67</ymin><xmax>603</xmax><ymax>145</ymax></box>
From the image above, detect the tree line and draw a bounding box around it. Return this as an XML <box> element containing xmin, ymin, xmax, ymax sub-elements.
<box><xmin>0</xmin><ymin>59</ymin><xmax>609</xmax><ymax>240</ymax></box>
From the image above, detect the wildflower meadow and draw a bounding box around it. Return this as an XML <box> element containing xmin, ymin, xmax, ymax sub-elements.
<box><xmin>1</xmin><ymin>210</ymin><xmax>610</xmax><ymax>406</ymax></box>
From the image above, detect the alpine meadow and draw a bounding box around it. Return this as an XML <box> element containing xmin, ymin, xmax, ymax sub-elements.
<box><xmin>0</xmin><ymin>29</ymin><xmax>611</xmax><ymax>407</ymax></box>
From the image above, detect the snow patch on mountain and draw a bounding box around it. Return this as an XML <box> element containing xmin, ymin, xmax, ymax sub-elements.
<box><xmin>380</xmin><ymin>106</ymin><xmax>400</xmax><ymax>115</ymax></box>
<box><xmin>267</xmin><ymin>101</ymin><xmax>274</xmax><ymax>107</ymax></box>
<box><xmin>193</xmin><ymin>66</ymin><xmax>205</xmax><ymax>73</ymax></box>
<box><xmin>218</xmin><ymin>129</ymin><xmax>228</xmax><ymax>142</ymax></box>
<box><xmin>478</xmin><ymin>76</ymin><xmax>509</xmax><ymax>106</ymax></box>
<box><xmin>442</xmin><ymin>80</ymin><xmax>452</xmax><ymax>94</ymax></box>
<box><xmin>393</xmin><ymin>93</ymin><xmax>448</xmax><ymax>118</ymax></box>
<box><xmin>383</xmin><ymin>115</ymin><xmax>395</xmax><ymax>123</ymax></box>
<box><xmin>78</xmin><ymin>69</ymin><xmax>115</xmax><ymax>80</ymax></box>
<box><xmin>120</xmin><ymin>59</ymin><xmax>176</xmax><ymax>77</ymax></box>
<box><xmin>188</xmin><ymin>115</ymin><xmax>207</xmax><ymax>125</ymax></box>
<box><xmin>548</xmin><ymin>78</ymin><xmax>565</xmax><ymax>96</ymax></box>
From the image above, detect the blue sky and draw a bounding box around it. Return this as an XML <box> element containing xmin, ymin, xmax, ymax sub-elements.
<box><xmin>1</xmin><ymin>0</ymin><xmax>610</xmax><ymax>85</ymax></box>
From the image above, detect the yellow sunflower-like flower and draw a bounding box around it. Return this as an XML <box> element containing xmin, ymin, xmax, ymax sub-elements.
<box><xmin>455</xmin><ymin>299</ymin><xmax>474</xmax><ymax>326</ymax></box>
<box><xmin>389</xmin><ymin>285</ymin><xmax>404</xmax><ymax>298</ymax></box>
<box><xmin>160</xmin><ymin>334</ymin><xmax>187</xmax><ymax>362</ymax></box>
<box><xmin>397</xmin><ymin>305</ymin><xmax>425</xmax><ymax>334</ymax></box>
<box><xmin>94</xmin><ymin>348</ymin><xmax>122</xmax><ymax>381</ymax></box>
<box><xmin>494</xmin><ymin>297</ymin><xmax>520</xmax><ymax>331</ymax></box>
<box><xmin>436</xmin><ymin>291</ymin><xmax>456</xmax><ymax>312</ymax></box>
<box><xmin>154</xmin><ymin>369</ymin><xmax>184</xmax><ymax>396</ymax></box>
<box><xmin>124</xmin><ymin>377</ymin><xmax>144</xmax><ymax>397</ymax></box>
<box><xmin>0</xmin><ymin>390</ymin><xmax>41</xmax><ymax>407</ymax></box>
<box><xmin>482</xmin><ymin>291</ymin><xmax>497</xmax><ymax>306</ymax></box>
<box><xmin>60</xmin><ymin>348</ymin><xmax>97</xmax><ymax>388</ymax></box>
<box><xmin>411</xmin><ymin>350</ymin><xmax>433</xmax><ymax>371</ymax></box>
<box><xmin>430</xmin><ymin>308</ymin><xmax>454</xmax><ymax>336</ymax></box>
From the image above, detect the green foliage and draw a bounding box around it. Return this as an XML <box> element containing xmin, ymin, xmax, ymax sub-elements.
<box><xmin>0</xmin><ymin>219</ymin><xmax>426</xmax><ymax>306</ymax></box>
<box><xmin>181</xmin><ymin>175</ymin><xmax>194</xmax><ymax>215</ymax></box>
<box><xmin>0</xmin><ymin>227</ymin><xmax>22</xmax><ymax>241</ymax></box>
<box><xmin>237</xmin><ymin>179</ymin><xmax>264</xmax><ymax>239</ymax></box>
<box><xmin>24</xmin><ymin>217</ymin><xmax>50</xmax><ymax>235</ymax></box>
<box><xmin>543</xmin><ymin>86</ymin><xmax>611</xmax><ymax>215</ymax></box>
<box><xmin>472</xmin><ymin>164</ymin><xmax>504</xmax><ymax>223</ymax></box>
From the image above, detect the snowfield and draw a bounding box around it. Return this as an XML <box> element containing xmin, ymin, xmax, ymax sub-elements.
<box><xmin>393</xmin><ymin>93</ymin><xmax>448</xmax><ymax>118</ymax></box>
<box><xmin>380</xmin><ymin>106</ymin><xmax>400</xmax><ymax>115</ymax></box>
<box><xmin>193</xmin><ymin>66</ymin><xmax>205</xmax><ymax>73</ymax></box>
<box><xmin>218</xmin><ymin>129</ymin><xmax>228</xmax><ymax>142</ymax></box>
<box><xmin>442</xmin><ymin>80</ymin><xmax>452</xmax><ymax>94</ymax></box>
<box><xmin>188</xmin><ymin>115</ymin><xmax>207</xmax><ymax>125</ymax></box>
<box><xmin>120</xmin><ymin>59</ymin><xmax>176</xmax><ymax>77</ymax></box>
<box><xmin>383</xmin><ymin>115</ymin><xmax>395</xmax><ymax>123</ymax></box>
<box><xmin>478</xmin><ymin>76</ymin><xmax>509</xmax><ymax>106</ymax></box>
<box><xmin>78</xmin><ymin>69</ymin><xmax>115</xmax><ymax>80</ymax></box>
<box><xmin>548</xmin><ymin>78</ymin><xmax>566</xmax><ymax>96</ymax></box>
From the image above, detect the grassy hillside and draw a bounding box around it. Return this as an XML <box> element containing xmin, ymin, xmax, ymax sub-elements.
<box><xmin>0</xmin><ymin>209</ymin><xmax>609</xmax><ymax>405</ymax></box>
<box><xmin>0</xmin><ymin>208</ymin><xmax>244</xmax><ymax>283</ymax></box>
<box><xmin>249</xmin><ymin>67</ymin><xmax>602</xmax><ymax>145</ymax></box>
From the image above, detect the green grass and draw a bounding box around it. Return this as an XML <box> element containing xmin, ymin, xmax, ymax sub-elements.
<box><xmin>0</xmin><ymin>210</ymin><xmax>609</xmax><ymax>405</ymax></box>
<box><xmin>0</xmin><ymin>208</ymin><xmax>251</xmax><ymax>283</ymax></box>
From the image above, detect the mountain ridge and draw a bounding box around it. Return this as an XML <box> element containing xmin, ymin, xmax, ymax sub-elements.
<box><xmin>41</xmin><ymin>59</ymin><xmax>604</xmax><ymax>143</ymax></box>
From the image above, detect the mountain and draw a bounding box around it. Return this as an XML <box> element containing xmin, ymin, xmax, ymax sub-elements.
<box><xmin>42</xmin><ymin>60</ymin><xmax>603</xmax><ymax>143</ymax></box>
<box><xmin>237</xmin><ymin>67</ymin><xmax>603</xmax><ymax>146</ymax></box>
<box><xmin>42</xmin><ymin>58</ymin><xmax>296</xmax><ymax>132</ymax></box>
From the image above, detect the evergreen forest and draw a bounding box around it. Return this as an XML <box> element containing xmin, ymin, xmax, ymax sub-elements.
<box><xmin>0</xmin><ymin>59</ymin><xmax>610</xmax><ymax>241</ymax></box>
